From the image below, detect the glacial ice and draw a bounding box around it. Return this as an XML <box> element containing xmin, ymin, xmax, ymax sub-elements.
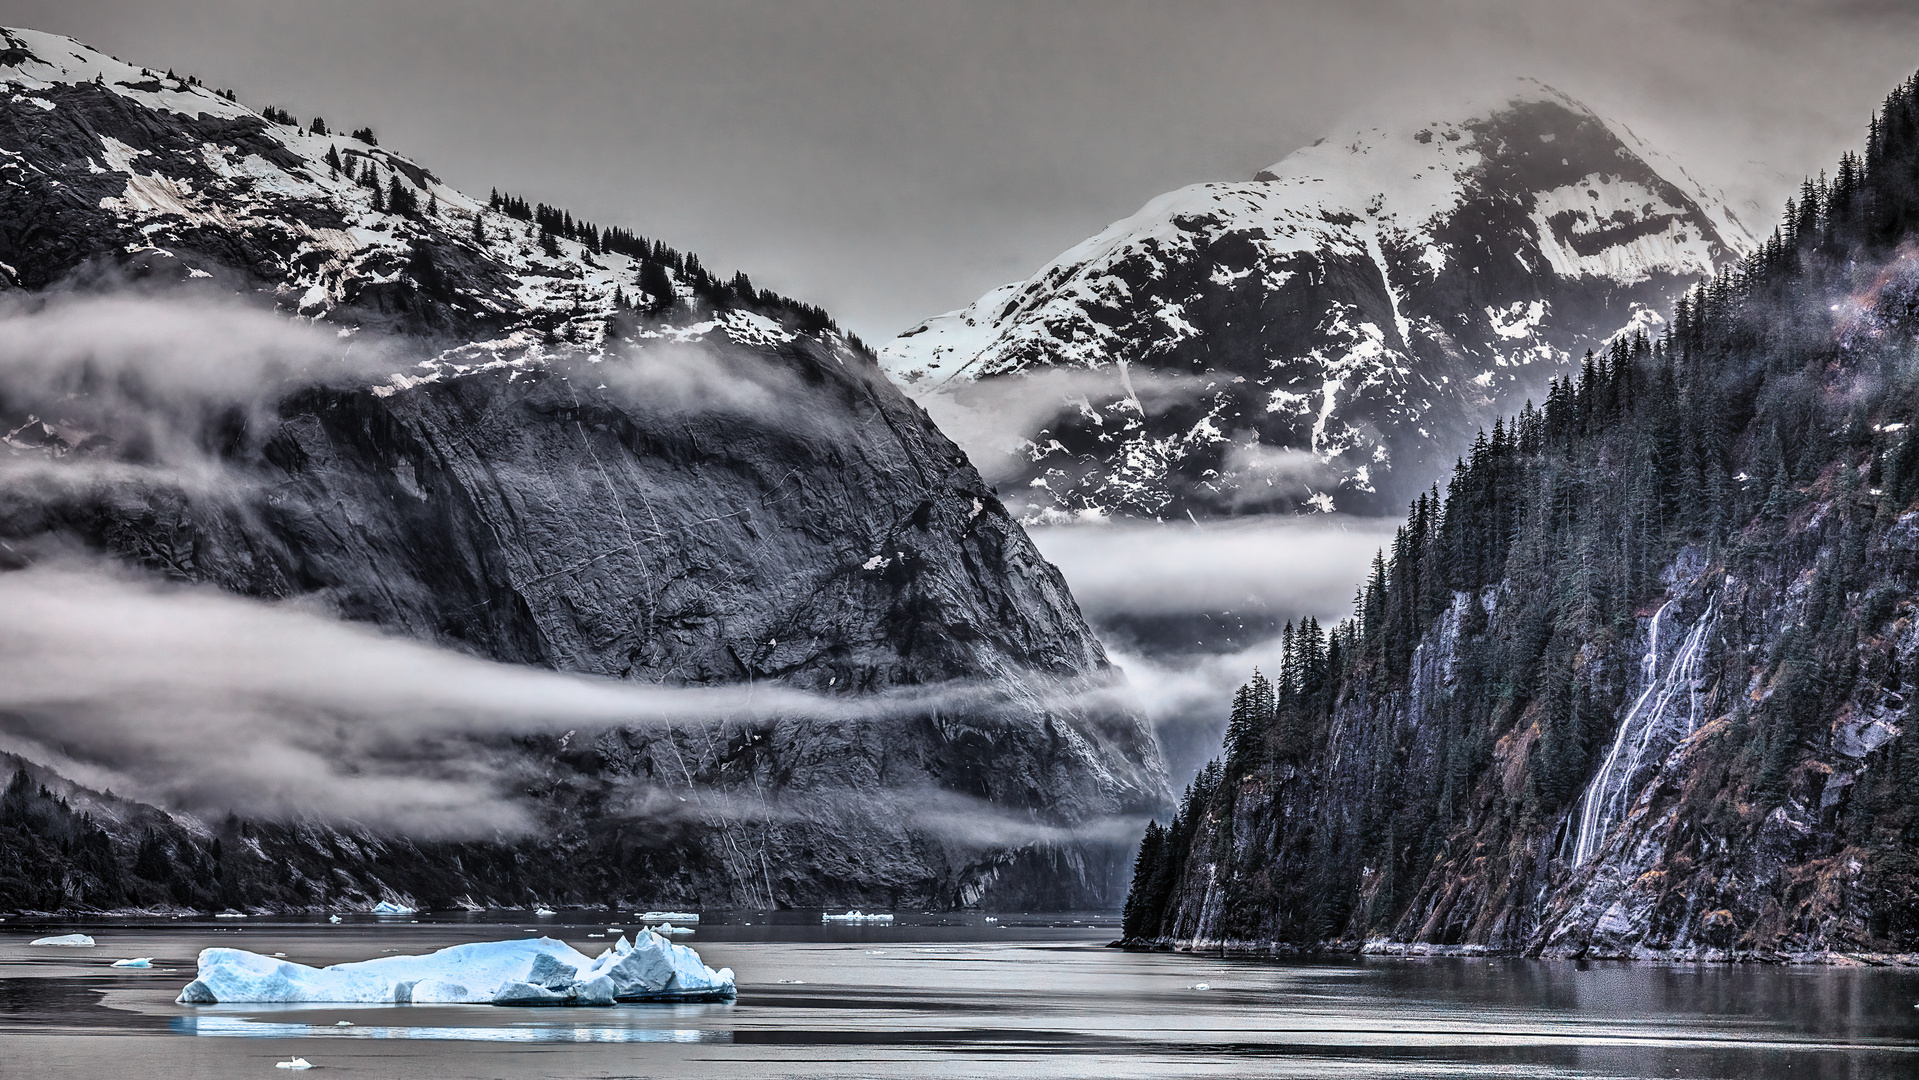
<box><xmin>639</xmin><ymin>911</ymin><xmax>699</xmax><ymax>923</ymax></box>
<box><xmin>30</xmin><ymin>933</ymin><xmax>95</xmax><ymax>946</ymax></box>
<box><xmin>369</xmin><ymin>901</ymin><xmax>416</xmax><ymax>915</ymax></box>
<box><xmin>821</xmin><ymin>911</ymin><xmax>893</xmax><ymax>923</ymax></box>
<box><xmin>652</xmin><ymin>922</ymin><xmax>694</xmax><ymax>935</ymax></box>
<box><xmin>111</xmin><ymin>957</ymin><xmax>153</xmax><ymax>967</ymax></box>
<box><xmin>176</xmin><ymin>932</ymin><xmax>735</xmax><ymax>1005</ymax></box>
<box><xmin>275</xmin><ymin>1058</ymin><xmax>313</xmax><ymax>1070</ymax></box>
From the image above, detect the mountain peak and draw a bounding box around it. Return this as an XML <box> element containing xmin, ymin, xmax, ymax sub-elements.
<box><xmin>882</xmin><ymin>84</ymin><xmax>1748</xmax><ymax>521</ymax></box>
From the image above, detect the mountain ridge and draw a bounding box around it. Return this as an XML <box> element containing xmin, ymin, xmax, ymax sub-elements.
<box><xmin>884</xmin><ymin>81</ymin><xmax>1752</xmax><ymax>522</ymax></box>
<box><xmin>0</xmin><ymin>26</ymin><xmax>1169</xmax><ymax>912</ymax></box>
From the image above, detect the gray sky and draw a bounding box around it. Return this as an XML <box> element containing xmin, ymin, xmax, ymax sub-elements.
<box><xmin>6</xmin><ymin>0</ymin><xmax>1919</xmax><ymax>339</ymax></box>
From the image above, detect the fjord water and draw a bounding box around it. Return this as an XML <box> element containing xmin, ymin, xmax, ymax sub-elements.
<box><xmin>1</xmin><ymin>913</ymin><xmax>1913</xmax><ymax>1079</ymax></box>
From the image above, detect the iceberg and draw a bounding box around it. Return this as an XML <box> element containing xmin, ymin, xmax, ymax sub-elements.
<box><xmin>275</xmin><ymin>1059</ymin><xmax>313</xmax><ymax>1070</ymax></box>
<box><xmin>639</xmin><ymin>911</ymin><xmax>699</xmax><ymax>923</ymax></box>
<box><xmin>177</xmin><ymin>932</ymin><xmax>735</xmax><ymax>1006</ymax></box>
<box><xmin>534</xmin><ymin>907</ymin><xmax>556</xmax><ymax>916</ymax></box>
<box><xmin>652</xmin><ymin>922</ymin><xmax>694</xmax><ymax>935</ymax></box>
<box><xmin>30</xmin><ymin>933</ymin><xmax>95</xmax><ymax>946</ymax></box>
<box><xmin>111</xmin><ymin>957</ymin><xmax>153</xmax><ymax>968</ymax></box>
<box><xmin>328</xmin><ymin>915</ymin><xmax>343</xmax><ymax>923</ymax></box>
<box><xmin>369</xmin><ymin>901</ymin><xmax>416</xmax><ymax>915</ymax></box>
<box><xmin>821</xmin><ymin>910</ymin><xmax>893</xmax><ymax>923</ymax></box>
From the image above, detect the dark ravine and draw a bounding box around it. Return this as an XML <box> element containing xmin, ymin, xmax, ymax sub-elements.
<box><xmin>0</xmin><ymin>28</ymin><xmax>1168</xmax><ymax>912</ymax></box>
<box><xmin>1120</xmin><ymin>75</ymin><xmax>1919</xmax><ymax>964</ymax></box>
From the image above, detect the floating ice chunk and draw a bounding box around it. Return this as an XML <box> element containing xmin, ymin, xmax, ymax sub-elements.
<box><xmin>275</xmin><ymin>1059</ymin><xmax>312</xmax><ymax>1070</ymax></box>
<box><xmin>652</xmin><ymin>922</ymin><xmax>694</xmax><ymax>935</ymax></box>
<box><xmin>213</xmin><ymin>912</ymin><xmax>246</xmax><ymax>919</ymax></box>
<box><xmin>534</xmin><ymin>907</ymin><xmax>556</xmax><ymax>916</ymax></box>
<box><xmin>110</xmin><ymin>957</ymin><xmax>153</xmax><ymax>967</ymax></box>
<box><xmin>328</xmin><ymin>915</ymin><xmax>343</xmax><ymax>924</ymax></box>
<box><xmin>639</xmin><ymin>911</ymin><xmax>699</xmax><ymax>923</ymax></box>
<box><xmin>1190</xmin><ymin>983</ymin><xmax>1210</xmax><ymax>991</ymax></box>
<box><xmin>334</xmin><ymin>1020</ymin><xmax>353</xmax><ymax>1026</ymax></box>
<box><xmin>177</xmin><ymin>932</ymin><xmax>735</xmax><ymax>1005</ymax></box>
<box><xmin>369</xmin><ymin>901</ymin><xmax>415</xmax><ymax>915</ymax></box>
<box><xmin>821</xmin><ymin>910</ymin><xmax>893</xmax><ymax>923</ymax></box>
<box><xmin>30</xmin><ymin>934</ymin><xmax>95</xmax><ymax>946</ymax></box>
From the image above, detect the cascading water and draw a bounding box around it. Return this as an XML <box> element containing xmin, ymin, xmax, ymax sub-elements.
<box><xmin>1569</xmin><ymin>594</ymin><xmax>1717</xmax><ymax>866</ymax></box>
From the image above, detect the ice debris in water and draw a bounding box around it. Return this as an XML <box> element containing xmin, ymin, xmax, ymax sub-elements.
<box><xmin>275</xmin><ymin>1059</ymin><xmax>313</xmax><ymax>1070</ymax></box>
<box><xmin>639</xmin><ymin>911</ymin><xmax>699</xmax><ymax>923</ymax></box>
<box><xmin>652</xmin><ymin>922</ymin><xmax>694</xmax><ymax>935</ymax></box>
<box><xmin>328</xmin><ymin>915</ymin><xmax>343</xmax><ymax>924</ymax></box>
<box><xmin>30</xmin><ymin>934</ymin><xmax>95</xmax><ymax>946</ymax></box>
<box><xmin>369</xmin><ymin>900</ymin><xmax>415</xmax><ymax>915</ymax></box>
<box><xmin>110</xmin><ymin>957</ymin><xmax>153</xmax><ymax>968</ymax></box>
<box><xmin>176</xmin><ymin>932</ymin><xmax>735</xmax><ymax>1005</ymax></box>
<box><xmin>822</xmin><ymin>910</ymin><xmax>893</xmax><ymax>923</ymax></box>
<box><xmin>535</xmin><ymin>907</ymin><xmax>556</xmax><ymax>916</ymax></box>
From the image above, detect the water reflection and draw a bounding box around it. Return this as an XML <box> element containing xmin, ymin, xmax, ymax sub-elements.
<box><xmin>1</xmin><ymin>914</ymin><xmax>1914</xmax><ymax>1079</ymax></box>
<box><xmin>171</xmin><ymin>1015</ymin><xmax>732</xmax><ymax>1042</ymax></box>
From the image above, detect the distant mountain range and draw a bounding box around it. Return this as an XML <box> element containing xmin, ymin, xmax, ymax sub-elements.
<box><xmin>884</xmin><ymin>84</ymin><xmax>1753</xmax><ymax>522</ymax></box>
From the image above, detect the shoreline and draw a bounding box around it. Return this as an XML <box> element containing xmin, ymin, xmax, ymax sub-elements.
<box><xmin>1113</xmin><ymin>937</ymin><xmax>1919</xmax><ymax>967</ymax></box>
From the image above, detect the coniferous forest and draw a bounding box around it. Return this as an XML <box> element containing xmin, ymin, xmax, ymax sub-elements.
<box><xmin>1124</xmin><ymin>72</ymin><xmax>1919</xmax><ymax>959</ymax></box>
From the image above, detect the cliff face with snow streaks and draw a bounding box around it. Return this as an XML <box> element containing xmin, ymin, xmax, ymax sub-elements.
<box><xmin>0</xmin><ymin>28</ymin><xmax>1168</xmax><ymax>912</ymax></box>
<box><xmin>884</xmin><ymin>84</ymin><xmax>1751</xmax><ymax>522</ymax></box>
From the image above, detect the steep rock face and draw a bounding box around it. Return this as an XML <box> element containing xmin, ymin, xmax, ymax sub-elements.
<box><xmin>1150</xmin><ymin>511</ymin><xmax>1919</xmax><ymax>959</ymax></box>
<box><xmin>884</xmin><ymin>84</ymin><xmax>1750</xmax><ymax>521</ymax></box>
<box><xmin>0</xmin><ymin>28</ymin><xmax>1167</xmax><ymax>910</ymax></box>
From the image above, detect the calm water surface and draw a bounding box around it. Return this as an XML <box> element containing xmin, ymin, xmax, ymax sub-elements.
<box><xmin>0</xmin><ymin>910</ymin><xmax>1913</xmax><ymax>1079</ymax></box>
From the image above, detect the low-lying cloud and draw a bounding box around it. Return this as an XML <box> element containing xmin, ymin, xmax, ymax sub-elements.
<box><xmin>1028</xmin><ymin>514</ymin><xmax>1402</xmax><ymax>785</ymax></box>
<box><xmin>1029</xmin><ymin>513</ymin><xmax>1398</xmax><ymax>622</ymax></box>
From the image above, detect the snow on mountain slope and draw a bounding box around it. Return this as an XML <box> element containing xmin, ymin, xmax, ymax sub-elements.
<box><xmin>0</xmin><ymin>27</ymin><xmax>813</xmax><ymax>380</ymax></box>
<box><xmin>884</xmin><ymin>81</ymin><xmax>1754</xmax><ymax>522</ymax></box>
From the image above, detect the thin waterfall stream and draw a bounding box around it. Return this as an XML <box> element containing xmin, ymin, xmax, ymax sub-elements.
<box><xmin>1570</xmin><ymin>594</ymin><xmax>1717</xmax><ymax>866</ymax></box>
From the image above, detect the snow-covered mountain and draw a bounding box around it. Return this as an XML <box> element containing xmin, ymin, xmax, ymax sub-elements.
<box><xmin>884</xmin><ymin>83</ymin><xmax>1755</xmax><ymax>521</ymax></box>
<box><xmin>0</xmin><ymin>27</ymin><xmax>1167</xmax><ymax>911</ymax></box>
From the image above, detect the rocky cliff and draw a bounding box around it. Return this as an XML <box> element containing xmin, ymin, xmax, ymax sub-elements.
<box><xmin>883</xmin><ymin>83</ymin><xmax>1750</xmax><ymax>522</ymax></box>
<box><xmin>1121</xmin><ymin>76</ymin><xmax>1919</xmax><ymax>956</ymax></box>
<box><xmin>0</xmin><ymin>27</ymin><xmax>1167</xmax><ymax>912</ymax></box>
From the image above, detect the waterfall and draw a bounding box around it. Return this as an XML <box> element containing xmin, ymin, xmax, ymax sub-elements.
<box><xmin>1570</xmin><ymin>595</ymin><xmax>1716</xmax><ymax>867</ymax></box>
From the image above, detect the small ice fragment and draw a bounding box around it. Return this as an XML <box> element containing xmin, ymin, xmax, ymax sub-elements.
<box><xmin>30</xmin><ymin>934</ymin><xmax>95</xmax><ymax>946</ymax></box>
<box><xmin>328</xmin><ymin>915</ymin><xmax>342</xmax><ymax>924</ymax></box>
<box><xmin>335</xmin><ymin>1020</ymin><xmax>354</xmax><ymax>1026</ymax></box>
<box><xmin>273</xmin><ymin>953</ymin><xmax>287</xmax><ymax>957</ymax></box>
<box><xmin>638</xmin><ymin>911</ymin><xmax>699</xmax><ymax>923</ymax></box>
<box><xmin>275</xmin><ymin>1058</ymin><xmax>313</xmax><ymax>1070</ymax></box>
<box><xmin>535</xmin><ymin>907</ymin><xmax>556</xmax><ymax>916</ymax></box>
<box><xmin>1190</xmin><ymin>983</ymin><xmax>1210</xmax><ymax>991</ymax></box>
<box><xmin>984</xmin><ymin>917</ymin><xmax>998</xmax><ymax>923</ymax></box>
<box><xmin>213</xmin><ymin>912</ymin><xmax>246</xmax><ymax>918</ymax></box>
<box><xmin>110</xmin><ymin>957</ymin><xmax>153</xmax><ymax>968</ymax></box>
<box><xmin>606</xmin><ymin>927</ymin><xmax>622</xmax><ymax>932</ymax></box>
<box><xmin>822</xmin><ymin>910</ymin><xmax>893</xmax><ymax>923</ymax></box>
<box><xmin>369</xmin><ymin>900</ymin><xmax>415</xmax><ymax>915</ymax></box>
<box><xmin>652</xmin><ymin>922</ymin><xmax>694</xmax><ymax>935</ymax></box>
<box><xmin>776</xmin><ymin>978</ymin><xmax>805</xmax><ymax>984</ymax></box>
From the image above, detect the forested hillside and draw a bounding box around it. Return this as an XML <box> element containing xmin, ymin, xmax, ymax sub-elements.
<box><xmin>1123</xmin><ymin>74</ymin><xmax>1919</xmax><ymax>961</ymax></box>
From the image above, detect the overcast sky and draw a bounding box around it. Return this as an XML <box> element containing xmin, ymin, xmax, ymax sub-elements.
<box><xmin>7</xmin><ymin>1</ymin><xmax>1919</xmax><ymax>339</ymax></box>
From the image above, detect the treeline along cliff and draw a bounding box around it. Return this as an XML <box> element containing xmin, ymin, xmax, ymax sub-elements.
<box><xmin>1123</xmin><ymin>72</ymin><xmax>1919</xmax><ymax>961</ymax></box>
